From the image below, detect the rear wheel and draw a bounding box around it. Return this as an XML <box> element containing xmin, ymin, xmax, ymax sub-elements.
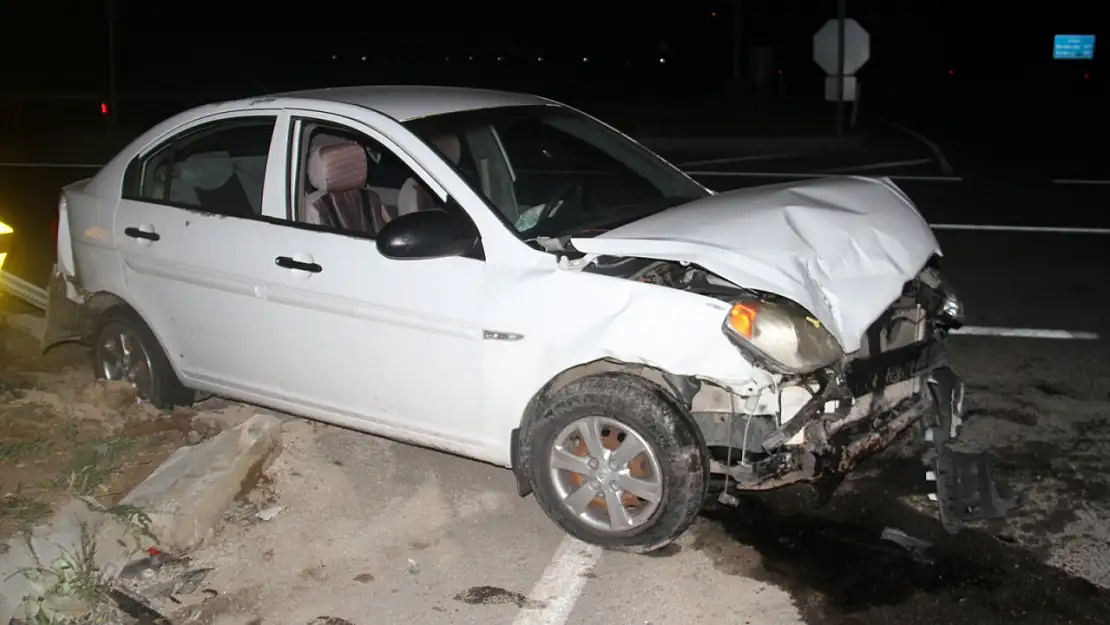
<box><xmin>91</xmin><ymin>307</ymin><xmax>193</xmax><ymax>410</ymax></box>
<box><xmin>525</xmin><ymin>372</ymin><xmax>708</xmax><ymax>553</ymax></box>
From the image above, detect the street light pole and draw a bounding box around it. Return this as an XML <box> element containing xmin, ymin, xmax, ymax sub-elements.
<box><xmin>835</xmin><ymin>0</ymin><xmax>847</xmax><ymax>136</ymax></box>
<box><xmin>732</xmin><ymin>0</ymin><xmax>744</xmax><ymax>85</ymax></box>
<box><xmin>107</xmin><ymin>0</ymin><xmax>117</xmax><ymax>132</ymax></box>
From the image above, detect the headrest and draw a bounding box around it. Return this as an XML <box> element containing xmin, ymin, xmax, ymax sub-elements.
<box><xmin>307</xmin><ymin>141</ymin><xmax>367</xmax><ymax>192</ymax></box>
<box><xmin>433</xmin><ymin>134</ymin><xmax>461</xmax><ymax>165</ymax></box>
<box><xmin>178</xmin><ymin>151</ymin><xmax>234</xmax><ymax>190</ymax></box>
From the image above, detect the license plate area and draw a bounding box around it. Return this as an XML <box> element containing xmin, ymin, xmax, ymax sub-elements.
<box><xmin>844</xmin><ymin>341</ymin><xmax>934</xmax><ymax>398</ymax></box>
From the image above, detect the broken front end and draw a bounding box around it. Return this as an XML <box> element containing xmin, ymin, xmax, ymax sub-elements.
<box><xmin>691</xmin><ymin>263</ymin><xmax>1013</xmax><ymax>533</ymax></box>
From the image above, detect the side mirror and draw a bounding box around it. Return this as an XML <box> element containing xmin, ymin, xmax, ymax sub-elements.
<box><xmin>376</xmin><ymin>208</ymin><xmax>479</xmax><ymax>260</ymax></box>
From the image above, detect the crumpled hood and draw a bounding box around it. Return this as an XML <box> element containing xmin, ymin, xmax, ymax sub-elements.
<box><xmin>570</xmin><ymin>176</ymin><xmax>940</xmax><ymax>354</ymax></box>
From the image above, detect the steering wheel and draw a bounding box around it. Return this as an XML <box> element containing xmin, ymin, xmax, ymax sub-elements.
<box><xmin>534</xmin><ymin>179</ymin><xmax>584</xmax><ymax>228</ymax></box>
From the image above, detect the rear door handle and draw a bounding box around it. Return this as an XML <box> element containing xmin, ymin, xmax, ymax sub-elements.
<box><xmin>275</xmin><ymin>256</ymin><xmax>322</xmax><ymax>273</ymax></box>
<box><xmin>124</xmin><ymin>227</ymin><xmax>160</xmax><ymax>241</ymax></box>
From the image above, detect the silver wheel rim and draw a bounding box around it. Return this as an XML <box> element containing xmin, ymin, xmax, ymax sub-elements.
<box><xmin>98</xmin><ymin>324</ymin><xmax>154</xmax><ymax>400</ymax></box>
<box><xmin>548</xmin><ymin>415</ymin><xmax>664</xmax><ymax>533</ymax></box>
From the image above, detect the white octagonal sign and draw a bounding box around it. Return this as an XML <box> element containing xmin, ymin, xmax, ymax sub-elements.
<box><xmin>813</xmin><ymin>18</ymin><xmax>870</xmax><ymax>75</ymax></box>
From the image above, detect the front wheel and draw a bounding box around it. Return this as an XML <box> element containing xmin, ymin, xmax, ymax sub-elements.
<box><xmin>525</xmin><ymin>372</ymin><xmax>709</xmax><ymax>553</ymax></box>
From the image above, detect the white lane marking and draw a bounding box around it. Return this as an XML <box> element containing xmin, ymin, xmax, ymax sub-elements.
<box><xmin>512</xmin><ymin>536</ymin><xmax>602</xmax><ymax>625</ymax></box>
<box><xmin>953</xmin><ymin>326</ymin><xmax>1100</xmax><ymax>340</ymax></box>
<box><xmin>677</xmin><ymin>152</ymin><xmax>801</xmax><ymax>167</ymax></box>
<box><xmin>880</xmin><ymin>120</ymin><xmax>955</xmax><ymax>175</ymax></box>
<box><xmin>686</xmin><ymin>170</ymin><xmax>964</xmax><ymax>182</ymax></box>
<box><xmin>930</xmin><ymin>223</ymin><xmax>1110</xmax><ymax>235</ymax></box>
<box><xmin>1052</xmin><ymin>178</ymin><xmax>1110</xmax><ymax>185</ymax></box>
<box><xmin>0</xmin><ymin>162</ymin><xmax>102</xmax><ymax>169</ymax></box>
<box><xmin>822</xmin><ymin>157</ymin><xmax>934</xmax><ymax>173</ymax></box>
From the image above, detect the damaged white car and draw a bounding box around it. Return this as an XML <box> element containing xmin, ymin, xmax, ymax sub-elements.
<box><xmin>44</xmin><ymin>86</ymin><xmax>1011</xmax><ymax>552</ymax></box>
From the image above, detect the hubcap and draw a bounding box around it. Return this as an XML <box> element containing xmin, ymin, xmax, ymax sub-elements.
<box><xmin>98</xmin><ymin>324</ymin><xmax>154</xmax><ymax>401</ymax></box>
<box><xmin>548</xmin><ymin>415</ymin><xmax>664</xmax><ymax>533</ymax></box>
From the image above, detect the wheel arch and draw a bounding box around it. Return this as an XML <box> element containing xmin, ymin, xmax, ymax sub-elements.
<box><xmin>510</xmin><ymin>358</ymin><xmax>708</xmax><ymax>498</ymax></box>
<box><xmin>77</xmin><ymin>289</ymin><xmax>186</xmax><ymax>381</ymax></box>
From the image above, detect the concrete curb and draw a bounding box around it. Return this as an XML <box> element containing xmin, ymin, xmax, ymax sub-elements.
<box><xmin>0</xmin><ymin>414</ymin><xmax>283</xmax><ymax>623</ymax></box>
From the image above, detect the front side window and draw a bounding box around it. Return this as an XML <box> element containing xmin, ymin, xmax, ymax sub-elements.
<box><xmin>405</xmin><ymin>105</ymin><xmax>708</xmax><ymax>239</ymax></box>
<box><xmin>127</xmin><ymin>117</ymin><xmax>276</xmax><ymax>219</ymax></box>
<box><xmin>287</xmin><ymin>119</ymin><xmax>447</xmax><ymax>238</ymax></box>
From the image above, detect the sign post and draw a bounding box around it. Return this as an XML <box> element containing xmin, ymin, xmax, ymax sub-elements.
<box><xmin>813</xmin><ymin>15</ymin><xmax>870</xmax><ymax>135</ymax></box>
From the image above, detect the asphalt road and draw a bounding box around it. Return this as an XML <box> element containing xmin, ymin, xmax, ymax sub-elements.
<box><xmin>3</xmin><ymin>135</ymin><xmax>1110</xmax><ymax>624</ymax></box>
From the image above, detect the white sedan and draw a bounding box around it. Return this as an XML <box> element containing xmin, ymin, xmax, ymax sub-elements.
<box><xmin>43</xmin><ymin>85</ymin><xmax>1009</xmax><ymax>551</ymax></box>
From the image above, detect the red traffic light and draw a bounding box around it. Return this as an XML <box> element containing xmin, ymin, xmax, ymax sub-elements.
<box><xmin>100</xmin><ymin>102</ymin><xmax>108</xmax><ymax>115</ymax></box>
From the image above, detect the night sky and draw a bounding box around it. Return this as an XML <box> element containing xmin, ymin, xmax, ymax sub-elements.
<box><xmin>3</xmin><ymin>1</ymin><xmax>1099</xmax><ymax>95</ymax></box>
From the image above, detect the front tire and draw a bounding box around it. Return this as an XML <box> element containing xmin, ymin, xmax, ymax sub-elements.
<box><xmin>91</xmin><ymin>307</ymin><xmax>193</xmax><ymax>410</ymax></box>
<box><xmin>525</xmin><ymin>372</ymin><xmax>709</xmax><ymax>553</ymax></box>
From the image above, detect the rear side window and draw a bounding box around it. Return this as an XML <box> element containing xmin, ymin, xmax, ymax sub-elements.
<box><xmin>123</xmin><ymin>117</ymin><xmax>276</xmax><ymax>219</ymax></box>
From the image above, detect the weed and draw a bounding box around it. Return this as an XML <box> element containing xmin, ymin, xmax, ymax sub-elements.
<box><xmin>0</xmin><ymin>436</ymin><xmax>51</xmax><ymax>461</ymax></box>
<box><xmin>19</xmin><ymin>523</ymin><xmax>113</xmax><ymax>624</ymax></box>
<box><xmin>0</xmin><ymin>491</ymin><xmax>51</xmax><ymax>529</ymax></box>
<box><xmin>59</xmin><ymin>436</ymin><xmax>137</xmax><ymax>497</ymax></box>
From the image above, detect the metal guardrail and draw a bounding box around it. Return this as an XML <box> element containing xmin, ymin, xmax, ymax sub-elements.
<box><xmin>0</xmin><ymin>270</ymin><xmax>48</xmax><ymax>310</ymax></box>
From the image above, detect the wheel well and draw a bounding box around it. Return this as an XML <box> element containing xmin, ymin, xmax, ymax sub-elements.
<box><xmin>511</xmin><ymin>358</ymin><xmax>705</xmax><ymax>498</ymax></box>
<box><xmin>78</xmin><ymin>292</ymin><xmax>130</xmax><ymax>342</ymax></box>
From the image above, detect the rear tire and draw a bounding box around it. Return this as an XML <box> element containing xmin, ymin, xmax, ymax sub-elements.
<box><xmin>91</xmin><ymin>307</ymin><xmax>193</xmax><ymax>411</ymax></box>
<box><xmin>525</xmin><ymin>372</ymin><xmax>708</xmax><ymax>553</ymax></box>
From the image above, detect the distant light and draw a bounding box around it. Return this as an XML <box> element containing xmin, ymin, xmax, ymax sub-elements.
<box><xmin>331</xmin><ymin>54</ymin><xmax>338</xmax><ymax>60</ymax></box>
<box><xmin>100</xmin><ymin>102</ymin><xmax>108</xmax><ymax>115</ymax></box>
<box><xmin>948</xmin><ymin>69</ymin><xmax>955</xmax><ymax>75</ymax></box>
<box><xmin>659</xmin><ymin>57</ymin><xmax>666</xmax><ymax>64</ymax></box>
<box><xmin>497</xmin><ymin>56</ymin><xmax>503</xmax><ymax>61</ymax></box>
<box><xmin>582</xmin><ymin>57</ymin><xmax>588</xmax><ymax>62</ymax></box>
<box><xmin>445</xmin><ymin>57</ymin><xmax>451</xmax><ymax>62</ymax></box>
<box><xmin>361</xmin><ymin>56</ymin><xmax>367</xmax><ymax>61</ymax></box>
<box><xmin>537</xmin><ymin>57</ymin><xmax>543</xmax><ymax>62</ymax></box>
<box><xmin>1084</xmin><ymin>73</ymin><xmax>1090</xmax><ymax>79</ymax></box>
<box><xmin>777</xmin><ymin>69</ymin><xmax>783</xmax><ymax>74</ymax></box>
<box><xmin>469</xmin><ymin>56</ymin><xmax>474</xmax><ymax>61</ymax></box>
<box><xmin>711</xmin><ymin>12</ymin><xmax>717</xmax><ymax>17</ymax></box>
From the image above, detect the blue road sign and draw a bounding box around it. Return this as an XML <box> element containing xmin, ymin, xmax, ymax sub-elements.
<box><xmin>1053</xmin><ymin>34</ymin><xmax>1096</xmax><ymax>60</ymax></box>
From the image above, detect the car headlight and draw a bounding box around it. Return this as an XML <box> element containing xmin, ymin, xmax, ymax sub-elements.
<box><xmin>722</xmin><ymin>298</ymin><xmax>843</xmax><ymax>374</ymax></box>
<box><xmin>920</xmin><ymin>264</ymin><xmax>963</xmax><ymax>327</ymax></box>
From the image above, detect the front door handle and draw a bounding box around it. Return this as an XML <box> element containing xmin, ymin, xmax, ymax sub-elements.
<box><xmin>124</xmin><ymin>227</ymin><xmax>160</xmax><ymax>241</ymax></box>
<box><xmin>275</xmin><ymin>256</ymin><xmax>322</xmax><ymax>273</ymax></box>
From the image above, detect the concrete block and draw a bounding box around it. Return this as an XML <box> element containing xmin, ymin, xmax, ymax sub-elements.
<box><xmin>119</xmin><ymin>413</ymin><xmax>282</xmax><ymax>553</ymax></box>
<box><xmin>0</xmin><ymin>414</ymin><xmax>282</xmax><ymax>623</ymax></box>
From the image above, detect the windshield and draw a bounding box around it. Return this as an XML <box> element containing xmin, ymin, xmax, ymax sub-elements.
<box><xmin>404</xmin><ymin>105</ymin><xmax>709</xmax><ymax>239</ymax></box>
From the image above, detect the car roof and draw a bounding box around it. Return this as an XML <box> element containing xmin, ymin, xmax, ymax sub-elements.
<box><xmin>270</xmin><ymin>85</ymin><xmax>558</xmax><ymax>121</ymax></box>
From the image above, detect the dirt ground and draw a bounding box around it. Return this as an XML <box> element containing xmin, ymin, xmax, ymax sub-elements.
<box><xmin>0</xmin><ymin>313</ymin><xmax>194</xmax><ymax>541</ymax></box>
<box><xmin>113</xmin><ymin>338</ymin><xmax>1110</xmax><ymax>625</ymax></box>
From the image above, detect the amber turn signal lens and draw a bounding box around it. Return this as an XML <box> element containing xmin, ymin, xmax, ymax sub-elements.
<box><xmin>727</xmin><ymin>302</ymin><xmax>758</xmax><ymax>338</ymax></box>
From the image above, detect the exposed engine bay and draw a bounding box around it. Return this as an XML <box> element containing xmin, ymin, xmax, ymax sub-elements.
<box><xmin>583</xmin><ymin>255</ymin><xmax>750</xmax><ymax>298</ymax></box>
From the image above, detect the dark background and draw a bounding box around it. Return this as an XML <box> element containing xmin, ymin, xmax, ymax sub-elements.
<box><xmin>0</xmin><ymin>1</ymin><xmax>1102</xmax><ymax>137</ymax></box>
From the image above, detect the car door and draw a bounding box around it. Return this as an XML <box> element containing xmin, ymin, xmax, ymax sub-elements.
<box><xmin>249</xmin><ymin>111</ymin><xmax>487</xmax><ymax>447</ymax></box>
<box><xmin>115</xmin><ymin>110</ymin><xmax>295</xmax><ymax>391</ymax></box>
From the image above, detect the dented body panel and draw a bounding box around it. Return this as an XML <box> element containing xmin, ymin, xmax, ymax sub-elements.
<box><xmin>571</xmin><ymin>176</ymin><xmax>941</xmax><ymax>354</ymax></box>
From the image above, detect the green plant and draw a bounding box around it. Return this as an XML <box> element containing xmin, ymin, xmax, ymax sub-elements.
<box><xmin>19</xmin><ymin>524</ymin><xmax>110</xmax><ymax>624</ymax></box>
<box><xmin>60</xmin><ymin>436</ymin><xmax>136</xmax><ymax>496</ymax></box>
<box><xmin>0</xmin><ymin>491</ymin><xmax>51</xmax><ymax>529</ymax></box>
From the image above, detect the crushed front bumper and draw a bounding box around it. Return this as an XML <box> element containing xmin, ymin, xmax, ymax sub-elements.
<box><xmin>726</xmin><ymin>336</ymin><xmax>1014</xmax><ymax>533</ymax></box>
